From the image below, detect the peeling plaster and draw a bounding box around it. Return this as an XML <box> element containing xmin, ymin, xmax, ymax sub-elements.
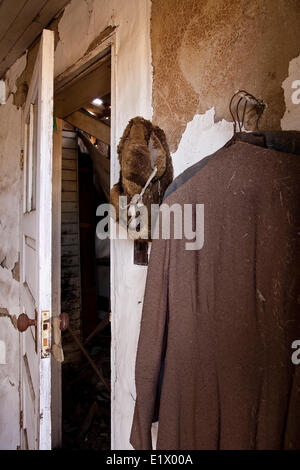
<box><xmin>11</xmin><ymin>258</ymin><xmax>20</xmax><ymax>282</ymax></box>
<box><xmin>5</xmin><ymin>53</ymin><xmax>27</xmax><ymax>98</ymax></box>
<box><xmin>0</xmin><ymin>95</ymin><xmax>21</xmax><ymax>269</ymax></box>
<box><xmin>5</xmin><ymin>0</ymin><xmax>299</xmax><ymax>452</ymax></box>
<box><xmin>171</xmin><ymin>108</ymin><xmax>233</xmax><ymax>178</ymax></box>
<box><xmin>52</xmin><ymin>0</ymin><xmax>153</xmax><ymax>450</ymax></box>
<box><xmin>281</xmin><ymin>53</ymin><xmax>300</xmax><ymax>131</ymax></box>
<box><xmin>55</xmin><ymin>0</ymin><xmax>93</xmax><ymax>75</ymax></box>
<box><xmin>14</xmin><ymin>45</ymin><xmax>39</xmax><ymax>108</ymax></box>
<box><xmin>0</xmin><ymin>255</ymin><xmax>20</xmax><ymax>282</ymax></box>
<box><xmin>0</xmin><ymin>52</ymin><xmax>22</xmax><ymax>450</ymax></box>
<box><xmin>0</xmin><ymin>341</ymin><xmax>6</xmax><ymax>365</ymax></box>
<box><xmin>0</xmin><ymin>311</ymin><xmax>19</xmax><ymax>449</ymax></box>
<box><xmin>0</xmin><ymin>257</ymin><xmax>8</xmax><ymax>269</ymax></box>
<box><xmin>151</xmin><ymin>0</ymin><xmax>300</xmax><ymax>153</ymax></box>
<box><xmin>0</xmin><ymin>308</ymin><xmax>17</xmax><ymax>329</ymax></box>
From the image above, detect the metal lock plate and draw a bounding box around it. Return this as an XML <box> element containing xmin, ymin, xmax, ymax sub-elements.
<box><xmin>41</xmin><ymin>311</ymin><xmax>51</xmax><ymax>358</ymax></box>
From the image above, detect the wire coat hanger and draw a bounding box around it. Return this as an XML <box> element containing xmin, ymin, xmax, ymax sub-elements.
<box><xmin>229</xmin><ymin>90</ymin><xmax>267</xmax><ymax>134</ymax></box>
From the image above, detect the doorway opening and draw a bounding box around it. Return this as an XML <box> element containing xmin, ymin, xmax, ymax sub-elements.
<box><xmin>54</xmin><ymin>51</ymin><xmax>111</xmax><ymax>449</ymax></box>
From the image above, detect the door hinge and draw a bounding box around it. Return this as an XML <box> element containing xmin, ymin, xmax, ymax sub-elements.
<box><xmin>20</xmin><ymin>150</ymin><xmax>24</xmax><ymax>170</ymax></box>
<box><xmin>19</xmin><ymin>410</ymin><xmax>23</xmax><ymax>429</ymax></box>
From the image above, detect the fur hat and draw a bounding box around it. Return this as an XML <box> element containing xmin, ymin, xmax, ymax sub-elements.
<box><xmin>110</xmin><ymin>116</ymin><xmax>173</xmax><ymax>240</ymax></box>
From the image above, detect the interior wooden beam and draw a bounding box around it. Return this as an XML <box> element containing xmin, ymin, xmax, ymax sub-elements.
<box><xmin>65</xmin><ymin>110</ymin><xmax>110</xmax><ymax>145</ymax></box>
<box><xmin>54</xmin><ymin>59</ymin><xmax>111</xmax><ymax>119</ymax></box>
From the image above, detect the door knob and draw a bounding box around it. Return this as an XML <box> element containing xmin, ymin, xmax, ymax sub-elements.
<box><xmin>59</xmin><ymin>313</ymin><xmax>69</xmax><ymax>332</ymax></box>
<box><xmin>17</xmin><ymin>313</ymin><xmax>69</xmax><ymax>333</ymax></box>
<box><xmin>17</xmin><ymin>313</ymin><xmax>37</xmax><ymax>332</ymax></box>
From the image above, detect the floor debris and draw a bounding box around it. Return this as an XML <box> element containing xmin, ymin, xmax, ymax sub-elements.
<box><xmin>62</xmin><ymin>324</ymin><xmax>110</xmax><ymax>450</ymax></box>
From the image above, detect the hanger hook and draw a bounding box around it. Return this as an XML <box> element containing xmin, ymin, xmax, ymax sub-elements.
<box><xmin>229</xmin><ymin>90</ymin><xmax>267</xmax><ymax>134</ymax></box>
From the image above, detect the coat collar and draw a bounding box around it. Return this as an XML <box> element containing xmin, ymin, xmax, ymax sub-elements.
<box><xmin>228</xmin><ymin>130</ymin><xmax>300</xmax><ymax>155</ymax></box>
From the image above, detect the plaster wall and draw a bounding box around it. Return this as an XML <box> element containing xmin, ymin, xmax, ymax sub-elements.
<box><xmin>0</xmin><ymin>0</ymin><xmax>153</xmax><ymax>450</ymax></box>
<box><xmin>150</xmin><ymin>0</ymin><xmax>300</xmax><ymax>447</ymax></box>
<box><xmin>0</xmin><ymin>0</ymin><xmax>299</xmax><ymax>451</ymax></box>
<box><xmin>0</xmin><ymin>54</ymin><xmax>26</xmax><ymax>449</ymax></box>
<box><xmin>49</xmin><ymin>0</ymin><xmax>153</xmax><ymax>450</ymax></box>
<box><xmin>151</xmin><ymin>0</ymin><xmax>300</xmax><ymax>155</ymax></box>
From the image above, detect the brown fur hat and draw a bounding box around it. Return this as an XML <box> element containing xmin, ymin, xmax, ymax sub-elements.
<box><xmin>110</xmin><ymin>116</ymin><xmax>173</xmax><ymax>240</ymax></box>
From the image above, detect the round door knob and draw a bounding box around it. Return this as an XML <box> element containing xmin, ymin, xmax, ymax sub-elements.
<box><xmin>17</xmin><ymin>313</ymin><xmax>37</xmax><ymax>332</ymax></box>
<box><xmin>59</xmin><ymin>313</ymin><xmax>69</xmax><ymax>332</ymax></box>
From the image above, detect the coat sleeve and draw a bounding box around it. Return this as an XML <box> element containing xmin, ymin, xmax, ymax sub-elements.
<box><xmin>130</xmin><ymin>229</ymin><xmax>170</xmax><ymax>450</ymax></box>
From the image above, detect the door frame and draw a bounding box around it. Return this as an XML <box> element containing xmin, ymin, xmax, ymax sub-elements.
<box><xmin>51</xmin><ymin>28</ymin><xmax>116</xmax><ymax>449</ymax></box>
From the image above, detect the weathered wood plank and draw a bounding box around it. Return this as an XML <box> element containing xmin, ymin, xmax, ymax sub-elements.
<box><xmin>61</xmin><ymin>191</ymin><xmax>77</xmax><ymax>202</ymax></box>
<box><xmin>61</xmin><ymin>298</ymin><xmax>81</xmax><ymax>312</ymax></box>
<box><xmin>62</xmin><ymin>180</ymin><xmax>77</xmax><ymax>192</ymax></box>
<box><xmin>61</xmin><ymin>222</ymin><xmax>79</xmax><ymax>234</ymax></box>
<box><xmin>62</xmin><ymin>121</ymin><xmax>75</xmax><ymax>131</ymax></box>
<box><xmin>55</xmin><ymin>60</ymin><xmax>111</xmax><ymax>118</ymax></box>
<box><xmin>62</xmin><ymin>130</ymin><xmax>77</xmax><ymax>139</ymax></box>
<box><xmin>61</xmin><ymin>120</ymin><xmax>81</xmax><ymax>362</ymax></box>
<box><xmin>61</xmin><ymin>255</ymin><xmax>80</xmax><ymax>267</ymax></box>
<box><xmin>61</xmin><ymin>234</ymin><xmax>79</xmax><ymax>246</ymax></box>
<box><xmin>62</xmin><ymin>159</ymin><xmax>77</xmax><ymax>170</ymax></box>
<box><xmin>0</xmin><ymin>0</ymin><xmax>27</xmax><ymax>40</ymax></box>
<box><xmin>66</xmin><ymin>110</ymin><xmax>110</xmax><ymax>145</ymax></box>
<box><xmin>61</xmin><ymin>266</ymin><xmax>80</xmax><ymax>279</ymax></box>
<box><xmin>62</xmin><ymin>169</ymin><xmax>77</xmax><ymax>181</ymax></box>
<box><xmin>62</xmin><ymin>136</ymin><xmax>77</xmax><ymax>149</ymax></box>
<box><xmin>60</xmin><ymin>212</ymin><xmax>78</xmax><ymax>224</ymax></box>
<box><xmin>61</xmin><ymin>276</ymin><xmax>81</xmax><ymax>290</ymax></box>
<box><xmin>62</xmin><ymin>148</ymin><xmax>77</xmax><ymax>160</ymax></box>
<box><xmin>61</xmin><ymin>201</ymin><xmax>78</xmax><ymax>213</ymax></box>
<box><xmin>0</xmin><ymin>0</ymin><xmax>70</xmax><ymax>78</ymax></box>
<box><xmin>61</xmin><ymin>245</ymin><xmax>78</xmax><ymax>257</ymax></box>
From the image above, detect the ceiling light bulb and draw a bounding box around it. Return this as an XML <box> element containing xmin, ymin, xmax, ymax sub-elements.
<box><xmin>92</xmin><ymin>98</ymin><xmax>103</xmax><ymax>107</ymax></box>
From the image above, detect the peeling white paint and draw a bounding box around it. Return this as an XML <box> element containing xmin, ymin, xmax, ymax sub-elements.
<box><xmin>0</xmin><ymin>55</ymin><xmax>24</xmax><ymax>450</ymax></box>
<box><xmin>0</xmin><ymin>0</ymin><xmax>296</xmax><ymax>451</ymax></box>
<box><xmin>171</xmin><ymin>108</ymin><xmax>234</xmax><ymax>178</ymax></box>
<box><xmin>0</xmin><ymin>81</ymin><xmax>6</xmax><ymax>105</ymax></box>
<box><xmin>0</xmin><ymin>317</ymin><xmax>20</xmax><ymax>449</ymax></box>
<box><xmin>5</xmin><ymin>52</ymin><xmax>27</xmax><ymax>97</ymax></box>
<box><xmin>0</xmin><ymin>0</ymin><xmax>153</xmax><ymax>451</ymax></box>
<box><xmin>7</xmin><ymin>0</ymin><xmax>299</xmax><ymax>452</ymax></box>
<box><xmin>0</xmin><ymin>340</ymin><xmax>6</xmax><ymax>364</ymax></box>
<box><xmin>281</xmin><ymin>53</ymin><xmax>300</xmax><ymax>131</ymax></box>
<box><xmin>54</xmin><ymin>0</ymin><xmax>153</xmax><ymax>450</ymax></box>
<box><xmin>0</xmin><ymin>95</ymin><xmax>22</xmax><ymax>270</ymax></box>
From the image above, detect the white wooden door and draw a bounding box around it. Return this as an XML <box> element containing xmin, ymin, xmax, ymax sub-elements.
<box><xmin>19</xmin><ymin>29</ymin><xmax>54</xmax><ymax>450</ymax></box>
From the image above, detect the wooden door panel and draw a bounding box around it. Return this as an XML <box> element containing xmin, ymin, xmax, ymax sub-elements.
<box><xmin>19</xmin><ymin>29</ymin><xmax>54</xmax><ymax>450</ymax></box>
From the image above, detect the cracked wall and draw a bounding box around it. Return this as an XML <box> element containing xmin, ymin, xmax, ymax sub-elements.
<box><xmin>1</xmin><ymin>0</ymin><xmax>299</xmax><ymax>452</ymax></box>
<box><xmin>53</xmin><ymin>0</ymin><xmax>152</xmax><ymax>450</ymax></box>
<box><xmin>149</xmin><ymin>0</ymin><xmax>300</xmax><ymax>449</ymax></box>
<box><xmin>0</xmin><ymin>0</ymin><xmax>153</xmax><ymax>451</ymax></box>
<box><xmin>0</xmin><ymin>53</ymin><xmax>25</xmax><ymax>450</ymax></box>
<box><xmin>151</xmin><ymin>0</ymin><xmax>300</xmax><ymax>154</ymax></box>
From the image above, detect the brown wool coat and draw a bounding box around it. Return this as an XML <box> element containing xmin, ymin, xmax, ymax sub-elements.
<box><xmin>130</xmin><ymin>132</ymin><xmax>300</xmax><ymax>450</ymax></box>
